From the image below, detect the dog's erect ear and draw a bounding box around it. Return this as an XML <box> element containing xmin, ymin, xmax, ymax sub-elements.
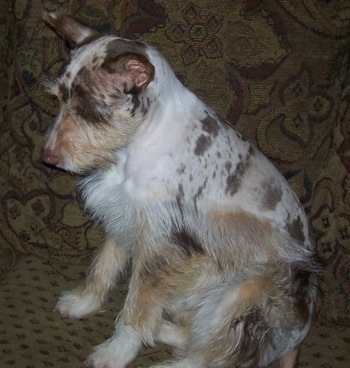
<box><xmin>123</xmin><ymin>55</ymin><xmax>155</xmax><ymax>88</ymax></box>
<box><xmin>103</xmin><ymin>53</ymin><xmax>155</xmax><ymax>90</ymax></box>
<box><xmin>43</xmin><ymin>13</ymin><xmax>99</xmax><ymax>49</ymax></box>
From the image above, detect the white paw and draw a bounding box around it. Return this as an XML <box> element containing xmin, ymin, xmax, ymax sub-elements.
<box><xmin>86</xmin><ymin>340</ymin><xmax>127</xmax><ymax>368</ymax></box>
<box><xmin>86</xmin><ymin>348</ymin><xmax>113</xmax><ymax>368</ymax></box>
<box><xmin>86</xmin><ymin>346</ymin><xmax>115</xmax><ymax>368</ymax></box>
<box><xmin>55</xmin><ymin>288</ymin><xmax>103</xmax><ymax>319</ymax></box>
<box><xmin>86</xmin><ymin>325</ymin><xmax>142</xmax><ymax>368</ymax></box>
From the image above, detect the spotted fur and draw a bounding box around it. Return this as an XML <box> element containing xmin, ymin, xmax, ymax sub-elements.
<box><xmin>42</xmin><ymin>13</ymin><xmax>320</xmax><ymax>368</ymax></box>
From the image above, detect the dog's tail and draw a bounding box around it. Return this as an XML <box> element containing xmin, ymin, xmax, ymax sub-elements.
<box><xmin>189</xmin><ymin>248</ymin><xmax>320</xmax><ymax>367</ymax></box>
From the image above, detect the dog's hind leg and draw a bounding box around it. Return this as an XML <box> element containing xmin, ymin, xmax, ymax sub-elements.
<box><xmin>156</xmin><ymin>320</ymin><xmax>188</xmax><ymax>350</ymax></box>
<box><xmin>56</xmin><ymin>237</ymin><xmax>130</xmax><ymax>319</ymax></box>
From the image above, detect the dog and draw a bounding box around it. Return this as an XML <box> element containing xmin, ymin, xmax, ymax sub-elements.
<box><xmin>42</xmin><ymin>13</ymin><xmax>319</xmax><ymax>368</ymax></box>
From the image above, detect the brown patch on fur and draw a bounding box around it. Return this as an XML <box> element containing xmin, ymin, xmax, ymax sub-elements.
<box><xmin>194</xmin><ymin>134</ymin><xmax>212</xmax><ymax>156</ymax></box>
<box><xmin>225</xmin><ymin>147</ymin><xmax>253</xmax><ymax>196</ymax></box>
<box><xmin>124</xmin><ymin>276</ymin><xmax>164</xmax><ymax>333</ymax></box>
<box><xmin>209</xmin><ymin>210</ymin><xmax>270</xmax><ymax>234</ymax></box>
<box><xmin>232</xmin><ymin>277</ymin><xmax>270</xmax><ymax>312</ymax></box>
<box><xmin>44</xmin><ymin>114</ymin><xmax>120</xmax><ymax>172</ymax></box>
<box><xmin>287</xmin><ymin>216</ymin><xmax>305</xmax><ymax>243</ymax></box>
<box><xmin>85</xmin><ymin>237</ymin><xmax>130</xmax><ymax>300</ymax></box>
<box><xmin>43</xmin><ymin>13</ymin><xmax>101</xmax><ymax>49</ymax></box>
<box><xmin>260</xmin><ymin>179</ymin><xmax>283</xmax><ymax>211</ymax></box>
<box><xmin>128</xmin><ymin>242</ymin><xmax>221</xmax><ymax>331</ymax></box>
<box><xmin>124</xmin><ymin>246</ymin><xmax>185</xmax><ymax>332</ymax></box>
<box><xmin>199</xmin><ymin>277</ymin><xmax>273</xmax><ymax>367</ymax></box>
<box><xmin>208</xmin><ymin>210</ymin><xmax>279</xmax><ymax>265</ymax></box>
<box><xmin>171</xmin><ymin>227</ymin><xmax>205</xmax><ymax>255</ymax></box>
<box><xmin>201</xmin><ymin>114</ymin><xmax>220</xmax><ymax>137</ymax></box>
<box><xmin>73</xmin><ymin>81</ymin><xmax>110</xmax><ymax>123</ymax></box>
<box><xmin>124</xmin><ymin>231</ymin><xmax>175</xmax><ymax>328</ymax></box>
<box><xmin>50</xmin><ymin>115</ymin><xmax>78</xmax><ymax>154</ymax></box>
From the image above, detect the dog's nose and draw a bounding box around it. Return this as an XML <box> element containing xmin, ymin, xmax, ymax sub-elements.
<box><xmin>42</xmin><ymin>147</ymin><xmax>61</xmax><ymax>166</ymax></box>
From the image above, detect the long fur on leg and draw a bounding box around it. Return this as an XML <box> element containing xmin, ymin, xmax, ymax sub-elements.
<box><xmin>56</xmin><ymin>237</ymin><xmax>130</xmax><ymax>318</ymax></box>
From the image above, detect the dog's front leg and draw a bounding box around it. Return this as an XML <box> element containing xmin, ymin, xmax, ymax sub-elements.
<box><xmin>87</xmin><ymin>242</ymin><xmax>174</xmax><ymax>368</ymax></box>
<box><xmin>86</xmin><ymin>280</ymin><xmax>159</xmax><ymax>368</ymax></box>
<box><xmin>56</xmin><ymin>237</ymin><xmax>130</xmax><ymax>319</ymax></box>
<box><xmin>87</xmin><ymin>313</ymin><xmax>143</xmax><ymax>368</ymax></box>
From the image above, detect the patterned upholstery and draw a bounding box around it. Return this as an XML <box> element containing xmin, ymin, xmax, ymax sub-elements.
<box><xmin>1</xmin><ymin>1</ymin><xmax>350</xmax><ymax>366</ymax></box>
<box><xmin>1</xmin><ymin>255</ymin><xmax>349</xmax><ymax>367</ymax></box>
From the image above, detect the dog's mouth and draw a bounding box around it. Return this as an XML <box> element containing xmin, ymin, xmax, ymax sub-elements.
<box><xmin>42</xmin><ymin>146</ymin><xmax>117</xmax><ymax>175</ymax></box>
<box><xmin>42</xmin><ymin>148</ymin><xmax>76</xmax><ymax>174</ymax></box>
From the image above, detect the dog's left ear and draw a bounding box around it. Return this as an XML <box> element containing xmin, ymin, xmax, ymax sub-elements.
<box><xmin>43</xmin><ymin>12</ymin><xmax>99</xmax><ymax>49</ymax></box>
<box><xmin>103</xmin><ymin>53</ymin><xmax>155</xmax><ymax>90</ymax></box>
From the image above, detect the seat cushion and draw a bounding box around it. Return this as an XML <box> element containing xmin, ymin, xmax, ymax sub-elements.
<box><xmin>0</xmin><ymin>255</ymin><xmax>349</xmax><ymax>367</ymax></box>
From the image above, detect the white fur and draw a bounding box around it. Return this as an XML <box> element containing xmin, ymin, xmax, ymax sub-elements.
<box><xmin>156</xmin><ymin>321</ymin><xmax>188</xmax><ymax>350</ymax></box>
<box><xmin>87</xmin><ymin>318</ymin><xmax>142</xmax><ymax>368</ymax></box>
<box><xmin>56</xmin><ymin>289</ymin><xmax>103</xmax><ymax>319</ymax></box>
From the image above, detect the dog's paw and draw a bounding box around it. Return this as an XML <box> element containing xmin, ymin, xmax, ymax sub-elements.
<box><xmin>86</xmin><ymin>350</ymin><xmax>114</xmax><ymax>368</ymax></box>
<box><xmin>56</xmin><ymin>289</ymin><xmax>103</xmax><ymax>319</ymax></box>
<box><xmin>86</xmin><ymin>326</ymin><xmax>141</xmax><ymax>368</ymax></box>
<box><xmin>86</xmin><ymin>342</ymin><xmax>125</xmax><ymax>368</ymax></box>
<box><xmin>85</xmin><ymin>357</ymin><xmax>112</xmax><ymax>368</ymax></box>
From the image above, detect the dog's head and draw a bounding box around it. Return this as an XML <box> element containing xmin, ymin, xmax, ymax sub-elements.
<box><xmin>42</xmin><ymin>13</ymin><xmax>155</xmax><ymax>173</ymax></box>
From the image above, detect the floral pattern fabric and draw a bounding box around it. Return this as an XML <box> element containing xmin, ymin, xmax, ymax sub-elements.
<box><xmin>1</xmin><ymin>0</ymin><xmax>350</xmax><ymax>326</ymax></box>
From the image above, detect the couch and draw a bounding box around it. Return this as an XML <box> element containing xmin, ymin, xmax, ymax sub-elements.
<box><xmin>1</xmin><ymin>1</ymin><xmax>349</xmax><ymax>367</ymax></box>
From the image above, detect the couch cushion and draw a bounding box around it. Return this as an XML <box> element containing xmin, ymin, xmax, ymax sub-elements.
<box><xmin>1</xmin><ymin>255</ymin><xmax>349</xmax><ymax>367</ymax></box>
<box><xmin>1</xmin><ymin>0</ymin><xmax>350</xmax><ymax>324</ymax></box>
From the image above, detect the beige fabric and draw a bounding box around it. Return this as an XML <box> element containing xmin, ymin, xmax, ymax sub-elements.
<box><xmin>1</xmin><ymin>0</ymin><xmax>350</xmax><ymax>326</ymax></box>
<box><xmin>0</xmin><ymin>255</ymin><xmax>349</xmax><ymax>367</ymax></box>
